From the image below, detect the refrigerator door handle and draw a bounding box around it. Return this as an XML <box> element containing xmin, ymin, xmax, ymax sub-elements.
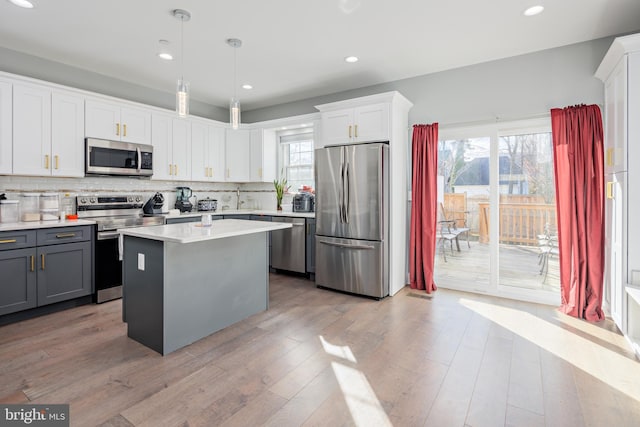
<box><xmin>344</xmin><ymin>161</ymin><xmax>350</xmax><ymax>223</ymax></box>
<box><xmin>319</xmin><ymin>240</ymin><xmax>375</xmax><ymax>250</ymax></box>
<box><xmin>339</xmin><ymin>160</ymin><xmax>345</xmax><ymax>223</ymax></box>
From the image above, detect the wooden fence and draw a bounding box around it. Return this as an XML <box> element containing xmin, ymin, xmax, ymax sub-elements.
<box><xmin>443</xmin><ymin>193</ymin><xmax>556</xmax><ymax>246</ymax></box>
<box><xmin>478</xmin><ymin>202</ymin><xmax>556</xmax><ymax>245</ymax></box>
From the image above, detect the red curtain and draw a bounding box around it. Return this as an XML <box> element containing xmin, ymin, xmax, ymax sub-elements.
<box><xmin>551</xmin><ymin>105</ymin><xmax>605</xmax><ymax>322</ymax></box>
<box><xmin>409</xmin><ymin>123</ymin><xmax>439</xmax><ymax>293</ymax></box>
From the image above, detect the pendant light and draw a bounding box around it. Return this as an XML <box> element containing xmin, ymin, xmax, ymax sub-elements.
<box><xmin>227</xmin><ymin>38</ymin><xmax>242</xmax><ymax>130</ymax></box>
<box><xmin>173</xmin><ymin>9</ymin><xmax>191</xmax><ymax>118</ymax></box>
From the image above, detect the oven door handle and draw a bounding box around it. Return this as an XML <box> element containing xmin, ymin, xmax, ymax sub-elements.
<box><xmin>97</xmin><ymin>231</ymin><xmax>120</xmax><ymax>240</ymax></box>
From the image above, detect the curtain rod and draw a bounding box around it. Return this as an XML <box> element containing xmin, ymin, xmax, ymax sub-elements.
<box><xmin>412</xmin><ymin>103</ymin><xmax>605</xmax><ymax>130</ymax></box>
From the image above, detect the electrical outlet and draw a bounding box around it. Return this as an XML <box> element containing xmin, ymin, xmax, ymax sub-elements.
<box><xmin>138</xmin><ymin>253</ymin><xmax>145</xmax><ymax>271</ymax></box>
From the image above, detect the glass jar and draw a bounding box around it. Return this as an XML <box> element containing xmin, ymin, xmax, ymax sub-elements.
<box><xmin>60</xmin><ymin>193</ymin><xmax>75</xmax><ymax>220</ymax></box>
<box><xmin>0</xmin><ymin>200</ymin><xmax>20</xmax><ymax>223</ymax></box>
<box><xmin>20</xmin><ymin>193</ymin><xmax>40</xmax><ymax>221</ymax></box>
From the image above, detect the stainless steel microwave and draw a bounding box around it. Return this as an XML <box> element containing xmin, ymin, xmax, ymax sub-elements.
<box><xmin>85</xmin><ymin>138</ymin><xmax>153</xmax><ymax>177</ymax></box>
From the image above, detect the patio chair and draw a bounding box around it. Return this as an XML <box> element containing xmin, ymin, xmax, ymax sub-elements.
<box><xmin>538</xmin><ymin>224</ymin><xmax>559</xmax><ymax>281</ymax></box>
<box><xmin>439</xmin><ymin>202</ymin><xmax>470</xmax><ymax>250</ymax></box>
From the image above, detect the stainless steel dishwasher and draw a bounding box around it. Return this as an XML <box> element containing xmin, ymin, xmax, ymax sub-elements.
<box><xmin>271</xmin><ymin>217</ymin><xmax>306</xmax><ymax>273</ymax></box>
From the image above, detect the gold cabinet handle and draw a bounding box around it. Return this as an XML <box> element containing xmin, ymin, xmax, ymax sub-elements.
<box><xmin>56</xmin><ymin>233</ymin><xmax>76</xmax><ymax>239</ymax></box>
<box><xmin>54</xmin><ymin>155</ymin><xmax>59</xmax><ymax>170</ymax></box>
<box><xmin>41</xmin><ymin>254</ymin><xmax>45</xmax><ymax>270</ymax></box>
<box><xmin>169</xmin><ymin>164</ymin><xmax>172</xmax><ymax>175</ymax></box>
<box><xmin>45</xmin><ymin>154</ymin><xmax>50</xmax><ymax>170</ymax></box>
<box><xmin>123</xmin><ymin>124</ymin><xmax>127</xmax><ymax>137</ymax></box>
<box><xmin>116</xmin><ymin>123</ymin><xmax>120</xmax><ymax>136</ymax></box>
<box><xmin>306</xmin><ymin>223</ymin><xmax>310</xmax><ymax>235</ymax></box>
<box><xmin>348</xmin><ymin>125</ymin><xmax>352</xmax><ymax>138</ymax></box>
<box><xmin>175</xmin><ymin>165</ymin><xmax>178</xmax><ymax>176</ymax></box>
<box><xmin>259</xmin><ymin>167</ymin><xmax>263</xmax><ymax>178</ymax></box>
<box><xmin>354</xmin><ymin>124</ymin><xmax>358</xmax><ymax>138</ymax></box>
<box><xmin>606</xmin><ymin>182</ymin><xmax>614</xmax><ymax>199</ymax></box>
<box><xmin>606</xmin><ymin>148</ymin><xmax>613</xmax><ymax>167</ymax></box>
<box><xmin>0</xmin><ymin>239</ymin><xmax>17</xmax><ymax>244</ymax></box>
<box><xmin>31</xmin><ymin>255</ymin><xmax>35</xmax><ymax>272</ymax></box>
<box><xmin>209</xmin><ymin>167</ymin><xmax>213</xmax><ymax>177</ymax></box>
<box><xmin>226</xmin><ymin>168</ymin><xmax>230</xmax><ymax>178</ymax></box>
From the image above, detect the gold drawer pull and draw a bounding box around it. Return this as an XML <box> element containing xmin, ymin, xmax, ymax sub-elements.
<box><xmin>56</xmin><ymin>233</ymin><xmax>76</xmax><ymax>239</ymax></box>
<box><xmin>0</xmin><ymin>239</ymin><xmax>17</xmax><ymax>244</ymax></box>
<box><xmin>606</xmin><ymin>182</ymin><xmax>614</xmax><ymax>199</ymax></box>
<box><xmin>31</xmin><ymin>255</ymin><xmax>35</xmax><ymax>272</ymax></box>
<box><xmin>41</xmin><ymin>254</ymin><xmax>45</xmax><ymax>270</ymax></box>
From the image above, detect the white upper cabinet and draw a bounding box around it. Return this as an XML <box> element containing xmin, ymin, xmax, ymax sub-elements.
<box><xmin>151</xmin><ymin>113</ymin><xmax>191</xmax><ymax>181</ymax></box>
<box><xmin>51</xmin><ymin>91</ymin><xmax>84</xmax><ymax>177</ymax></box>
<box><xmin>13</xmin><ymin>84</ymin><xmax>84</xmax><ymax>177</ymax></box>
<box><xmin>0</xmin><ymin>79</ymin><xmax>12</xmax><ymax>174</ymax></box>
<box><xmin>12</xmin><ymin>84</ymin><xmax>52</xmax><ymax>176</ymax></box>
<box><xmin>603</xmin><ymin>57</ymin><xmax>628</xmax><ymax>174</ymax></box>
<box><xmin>225</xmin><ymin>129</ymin><xmax>251</xmax><ymax>182</ymax></box>
<box><xmin>86</xmin><ymin>99</ymin><xmax>151</xmax><ymax>144</ymax></box>
<box><xmin>192</xmin><ymin>120</ymin><xmax>225</xmax><ymax>182</ymax></box>
<box><xmin>250</xmin><ymin>129</ymin><xmax>276</xmax><ymax>182</ymax></box>
<box><xmin>319</xmin><ymin>102</ymin><xmax>389</xmax><ymax>146</ymax></box>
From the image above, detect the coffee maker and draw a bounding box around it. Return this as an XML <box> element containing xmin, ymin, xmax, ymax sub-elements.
<box><xmin>175</xmin><ymin>187</ymin><xmax>193</xmax><ymax>212</ymax></box>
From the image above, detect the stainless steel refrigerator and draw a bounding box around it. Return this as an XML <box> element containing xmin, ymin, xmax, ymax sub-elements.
<box><xmin>315</xmin><ymin>142</ymin><xmax>389</xmax><ymax>298</ymax></box>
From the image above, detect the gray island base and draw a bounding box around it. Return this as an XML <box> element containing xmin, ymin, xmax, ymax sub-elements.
<box><xmin>120</xmin><ymin>219</ymin><xmax>291</xmax><ymax>355</ymax></box>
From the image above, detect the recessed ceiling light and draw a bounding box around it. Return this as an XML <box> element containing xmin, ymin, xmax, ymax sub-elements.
<box><xmin>523</xmin><ymin>5</ymin><xmax>544</xmax><ymax>16</ymax></box>
<box><xmin>242</xmin><ymin>84</ymin><xmax>253</xmax><ymax>90</ymax></box>
<box><xmin>344</xmin><ymin>56</ymin><xmax>359</xmax><ymax>63</ymax></box>
<box><xmin>158</xmin><ymin>53</ymin><xmax>173</xmax><ymax>60</ymax></box>
<box><xmin>8</xmin><ymin>0</ymin><xmax>34</xmax><ymax>8</ymax></box>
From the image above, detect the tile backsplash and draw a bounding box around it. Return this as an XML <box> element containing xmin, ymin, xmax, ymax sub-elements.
<box><xmin>0</xmin><ymin>176</ymin><xmax>289</xmax><ymax>212</ymax></box>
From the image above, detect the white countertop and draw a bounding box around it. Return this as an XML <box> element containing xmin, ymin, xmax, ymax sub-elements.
<box><xmin>162</xmin><ymin>209</ymin><xmax>315</xmax><ymax>219</ymax></box>
<box><xmin>0</xmin><ymin>219</ymin><xmax>96</xmax><ymax>232</ymax></box>
<box><xmin>119</xmin><ymin>219</ymin><xmax>292</xmax><ymax>244</ymax></box>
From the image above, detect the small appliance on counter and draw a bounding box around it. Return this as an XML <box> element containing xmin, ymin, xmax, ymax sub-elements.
<box><xmin>293</xmin><ymin>192</ymin><xmax>315</xmax><ymax>212</ymax></box>
<box><xmin>143</xmin><ymin>192</ymin><xmax>165</xmax><ymax>215</ymax></box>
<box><xmin>197</xmin><ymin>198</ymin><xmax>218</xmax><ymax>212</ymax></box>
<box><xmin>175</xmin><ymin>187</ymin><xmax>193</xmax><ymax>212</ymax></box>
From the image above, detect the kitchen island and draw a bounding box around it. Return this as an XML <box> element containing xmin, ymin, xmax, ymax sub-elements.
<box><xmin>118</xmin><ymin>219</ymin><xmax>291</xmax><ymax>355</ymax></box>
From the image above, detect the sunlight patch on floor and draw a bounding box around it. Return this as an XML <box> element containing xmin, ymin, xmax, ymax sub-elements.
<box><xmin>319</xmin><ymin>335</ymin><xmax>357</xmax><ymax>363</ymax></box>
<box><xmin>459</xmin><ymin>298</ymin><xmax>640</xmax><ymax>402</ymax></box>
<box><xmin>331</xmin><ymin>362</ymin><xmax>393</xmax><ymax>427</ymax></box>
<box><xmin>319</xmin><ymin>335</ymin><xmax>391</xmax><ymax>426</ymax></box>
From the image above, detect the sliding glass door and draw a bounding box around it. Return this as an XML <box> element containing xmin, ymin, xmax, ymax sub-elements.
<box><xmin>433</xmin><ymin>119</ymin><xmax>559</xmax><ymax>304</ymax></box>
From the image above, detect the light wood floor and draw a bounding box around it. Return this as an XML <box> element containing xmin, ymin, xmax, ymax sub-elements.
<box><xmin>1</xmin><ymin>274</ymin><xmax>639</xmax><ymax>427</ymax></box>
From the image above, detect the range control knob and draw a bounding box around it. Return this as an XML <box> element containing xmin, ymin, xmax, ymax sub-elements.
<box><xmin>128</xmin><ymin>196</ymin><xmax>133</xmax><ymax>202</ymax></box>
<box><xmin>135</xmin><ymin>196</ymin><xmax>142</xmax><ymax>202</ymax></box>
<box><xmin>80</xmin><ymin>198</ymin><xmax>87</xmax><ymax>204</ymax></box>
<box><xmin>90</xmin><ymin>198</ymin><xmax>96</xmax><ymax>204</ymax></box>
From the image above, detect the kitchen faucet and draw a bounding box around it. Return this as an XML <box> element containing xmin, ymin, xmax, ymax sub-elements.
<box><xmin>236</xmin><ymin>187</ymin><xmax>243</xmax><ymax>210</ymax></box>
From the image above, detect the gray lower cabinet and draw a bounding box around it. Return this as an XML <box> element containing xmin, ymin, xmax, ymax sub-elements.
<box><xmin>306</xmin><ymin>218</ymin><xmax>315</xmax><ymax>274</ymax></box>
<box><xmin>166</xmin><ymin>215</ymin><xmax>223</xmax><ymax>225</ymax></box>
<box><xmin>0</xmin><ymin>226</ymin><xmax>93</xmax><ymax>316</ymax></box>
<box><xmin>223</xmin><ymin>214</ymin><xmax>252</xmax><ymax>220</ymax></box>
<box><xmin>37</xmin><ymin>241</ymin><xmax>92</xmax><ymax>305</ymax></box>
<box><xmin>0</xmin><ymin>247</ymin><xmax>37</xmax><ymax>316</ymax></box>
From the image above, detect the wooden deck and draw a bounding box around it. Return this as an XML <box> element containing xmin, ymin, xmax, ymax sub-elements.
<box><xmin>435</xmin><ymin>240</ymin><xmax>560</xmax><ymax>294</ymax></box>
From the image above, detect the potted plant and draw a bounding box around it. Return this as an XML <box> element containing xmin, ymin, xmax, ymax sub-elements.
<box><xmin>273</xmin><ymin>175</ymin><xmax>290</xmax><ymax>210</ymax></box>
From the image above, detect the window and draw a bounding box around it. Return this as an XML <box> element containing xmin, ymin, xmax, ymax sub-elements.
<box><xmin>279</xmin><ymin>130</ymin><xmax>314</xmax><ymax>192</ymax></box>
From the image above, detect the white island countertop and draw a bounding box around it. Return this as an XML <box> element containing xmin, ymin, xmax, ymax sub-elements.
<box><xmin>161</xmin><ymin>209</ymin><xmax>315</xmax><ymax>219</ymax></box>
<box><xmin>118</xmin><ymin>219</ymin><xmax>292</xmax><ymax>244</ymax></box>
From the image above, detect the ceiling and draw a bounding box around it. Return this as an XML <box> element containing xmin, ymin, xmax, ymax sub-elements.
<box><xmin>1</xmin><ymin>0</ymin><xmax>640</xmax><ymax>111</ymax></box>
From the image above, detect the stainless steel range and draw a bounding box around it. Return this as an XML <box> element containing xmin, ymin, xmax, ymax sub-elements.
<box><xmin>77</xmin><ymin>194</ymin><xmax>164</xmax><ymax>303</ymax></box>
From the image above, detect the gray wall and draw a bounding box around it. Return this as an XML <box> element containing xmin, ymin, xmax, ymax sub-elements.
<box><xmin>243</xmin><ymin>37</ymin><xmax>614</xmax><ymax>126</ymax></box>
<box><xmin>0</xmin><ymin>46</ymin><xmax>228</xmax><ymax>122</ymax></box>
